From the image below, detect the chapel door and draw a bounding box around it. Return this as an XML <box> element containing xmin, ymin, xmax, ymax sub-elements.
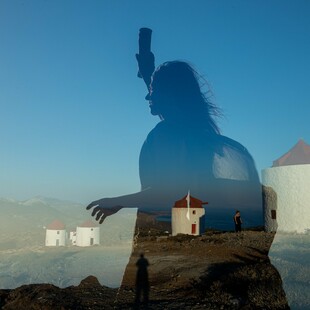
<box><xmin>191</xmin><ymin>224</ymin><xmax>196</xmax><ymax>234</ymax></box>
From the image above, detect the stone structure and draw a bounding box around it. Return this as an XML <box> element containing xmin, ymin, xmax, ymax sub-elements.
<box><xmin>45</xmin><ymin>219</ymin><xmax>66</xmax><ymax>246</ymax></box>
<box><xmin>172</xmin><ymin>193</ymin><xmax>207</xmax><ymax>236</ymax></box>
<box><xmin>262</xmin><ymin>139</ymin><xmax>310</xmax><ymax>233</ymax></box>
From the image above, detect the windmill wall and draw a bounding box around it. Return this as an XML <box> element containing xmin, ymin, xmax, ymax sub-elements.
<box><xmin>76</xmin><ymin>226</ymin><xmax>100</xmax><ymax>247</ymax></box>
<box><xmin>172</xmin><ymin>207</ymin><xmax>205</xmax><ymax>236</ymax></box>
<box><xmin>45</xmin><ymin>229</ymin><xmax>66</xmax><ymax>246</ymax></box>
<box><xmin>262</xmin><ymin>164</ymin><xmax>310</xmax><ymax>233</ymax></box>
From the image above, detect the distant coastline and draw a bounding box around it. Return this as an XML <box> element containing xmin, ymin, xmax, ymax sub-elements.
<box><xmin>157</xmin><ymin>208</ymin><xmax>263</xmax><ymax>231</ymax></box>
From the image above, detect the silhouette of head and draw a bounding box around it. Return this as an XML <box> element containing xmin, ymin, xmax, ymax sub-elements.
<box><xmin>146</xmin><ymin>61</ymin><xmax>220</xmax><ymax>134</ymax></box>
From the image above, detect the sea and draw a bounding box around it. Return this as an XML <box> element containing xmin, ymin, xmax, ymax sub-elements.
<box><xmin>157</xmin><ymin>208</ymin><xmax>263</xmax><ymax>231</ymax></box>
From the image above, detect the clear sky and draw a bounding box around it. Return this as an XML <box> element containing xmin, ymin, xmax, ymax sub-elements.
<box><xmin>1</xmin><ymin>0</ymin><xmax>309</xmax><ymax>204</ymax></box>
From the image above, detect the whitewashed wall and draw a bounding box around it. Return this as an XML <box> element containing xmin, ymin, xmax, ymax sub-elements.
<box><xmin>172</xmin><ymin>208</ymin><xmax>205</xmax><ymax>236</ymax></box>
<box><xmin>45</xmin><ymin>229</ymin><xmax>66</xmax><ymax>246</ymax></box>
<box><xmin>76</xmin><ymin>226</ymin><xmax>100</xmax><ymax>246</ymax></box>
<box><xmin>262</xmin><ymin>165</ymin><xmax>310</xmax><ymax>233</ymax></box>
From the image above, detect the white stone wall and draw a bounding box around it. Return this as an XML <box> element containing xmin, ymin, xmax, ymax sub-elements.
<box><xmin>172</xmin><ymin>208</ymin><xmax>205</xmax><ymax>236</ymax></box>
<box><xmin>262</xmin><ymin>164</ymin><xmax>310</xmax><ymax>233</ymax></box>
<box><xmin>76</xmin><ymin>226</ymin><xmax>100</xmax><ymax>246</ymax></box>
<box><xmin>69</xmin><ymin>231</ymin><xmax>77</xmax><ymax>245</ymax></box>
<box><xmin>45</xmin><ymin>229</ymin><xmax>66</xmax><ymax>246</ymax></box>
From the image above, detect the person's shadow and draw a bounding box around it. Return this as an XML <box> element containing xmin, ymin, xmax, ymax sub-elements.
<box><xmin>134</xmin><ymin>253</ymin><xmax>149</xmax><ymax>308</ymax></box>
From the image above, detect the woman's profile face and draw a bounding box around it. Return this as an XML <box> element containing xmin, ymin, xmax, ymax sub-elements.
<box><xmin>146</xmin><ymin>76</ymin><xmax>170</xmax><ymax>117</ymax></box>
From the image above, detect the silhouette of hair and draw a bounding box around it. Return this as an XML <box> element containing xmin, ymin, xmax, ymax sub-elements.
<box><xmin>150</xmin><ymin>61</ymin><xmax>221</xmax><ymax>135</ymax></box>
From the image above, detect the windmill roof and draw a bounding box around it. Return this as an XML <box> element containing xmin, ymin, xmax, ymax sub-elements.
<box><xmin>79</xmin><ymin>220</ymin><xmax>98</xmax><ymax>228</ymax></box>
<box><xmin>173</xmin><ymin>195</ymin><xmax>208</xmax><ymax>208</ymax></box>
<box><xmin>272</xmin><ymin>139</ymin><xmax>310</xmax><ymax>167</ymax></box>
<box><xmin>47</xmin><ymin>219</ymin><xmax>65</xmax><ymax>230</ymax></box>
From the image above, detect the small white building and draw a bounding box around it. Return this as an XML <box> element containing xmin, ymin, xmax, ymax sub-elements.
<box><xmin>172</xmin><ymin>194</ymin><xmax>207</xmax><ymax>236</ymax></box>
<box><xmin>262</xmin><ymin>139</ymin><xmax>310</xmax><ymax>233</ymax></box>
<box><xmin>45</xmin><ymin>219</ymin><xmax>66</xmax><ymax>246</ymax></box>
<box><xmin>69</xmin><ymin>231</ymin><xmax>77</xmax><ymax>245</ymax></box>
<box><xmin>75</xmin><ymin>220</ymin><xmax>100</xmax><ymax>246</ymax></box>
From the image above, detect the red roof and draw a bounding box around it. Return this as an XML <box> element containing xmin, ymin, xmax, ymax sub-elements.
<box><xmin>79</xmin><ymin>220</ymin><xmax>98</xmax><ymax>228</ymax></box>
<box><xmin>47</xmin><ymin>220</ymin><xmax>65</xmax><ymax>230</ymax></box>
<box><xmin>273</xmin><ymin>139</ymin><xmax>310</xmax><ymax>167</ymax></box>
<box><xmin>173</xmin><ymin>195</ymin><xmax>208</xmax><ymax>208</ymax></box>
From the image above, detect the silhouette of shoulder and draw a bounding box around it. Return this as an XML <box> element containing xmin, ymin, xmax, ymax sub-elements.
<box><xmin>139</xmin><ymin>120</ymin><xmax>259</xmax><ymax>191</ymax></box>
<box><xmin>213</xmin><ymin>135</ymin><xmax>259</xmax><ymax>182</ymax></box>
<box><xmin>136</xmin><ymin>257</ymin><xmax>149</xmax><ymax>268</ymax></box>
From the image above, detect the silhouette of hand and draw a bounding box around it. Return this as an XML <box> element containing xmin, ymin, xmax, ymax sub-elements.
<box><xmin>86</xmin><ymin>200</ymin><xmax>123</xmax><ymax>224</ymax></box>
<box><xmin>136</xmin><ymin>52</ymin><xmax>155</xmax><ymax>87</ymax></box>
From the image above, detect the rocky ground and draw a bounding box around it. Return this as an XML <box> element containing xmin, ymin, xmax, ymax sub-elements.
<box><xmin>0</xmin><ymin>225</ymin><xmax>291</xmax><ymax>310</ymax></box>
<box><xmin>116</xmin><ymin>228</ymin><xmax>289</xmax><ymax>310</ymax></box>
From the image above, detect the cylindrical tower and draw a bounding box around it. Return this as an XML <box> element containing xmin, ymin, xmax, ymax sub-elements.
<box><xmin>76</xmin><ymin>220</ymin><xmax>100</xmax><ymax>246</ymax></box>
<box><xmin>172</xmin><ymin>194</ymin><xmax>206</xmax><ymax>236</ymax></box>
<box><xmin>262</xmin><ymin>140</ymin><xmax>310</xmax><ymax>233</ymax></box>
<box><xmin>45</xmin><ymin>219</ymin><xmax>66</xmax><ymax>246</ymax></box>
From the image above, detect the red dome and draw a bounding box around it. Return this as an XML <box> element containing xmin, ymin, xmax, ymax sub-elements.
<box><xmin>47</xmin><ymin>220</ymin><xmax>65</xmax><ymax>230</ymax></box>
<box><xmin>79</xmin><ymin>220</ymin><xmax>98</xmax><ymax>228</ymax></box>
<box><xmin>173</xmin><ymin>194</ymin><xmax>208</xmax><ymax>208</ymax></box>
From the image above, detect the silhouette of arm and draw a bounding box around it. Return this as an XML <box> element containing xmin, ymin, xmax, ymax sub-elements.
<box><xmin>136</xmin><ymin>28</ymin><xmax>155</xmax><ymax>90</ymax></box>
<box><xmin>86</xmin><ymin>126</ymin><xmax>187</xmax><ymax>224</ymax></box>
<box><xmin>87</xmin><ymin>126</ymin><xmax>262</xmax><ymax>223</ymax></box>
<box><xmin>234</xmin><ymin>214</ymin><xmax>238</xmax><ymax>224</ymax></box>
<box><xmin>136</xmin><ymin>52</ymin><xmax>155</xmax><ymax>91</ymax></box>
<box><xmin>86</xmin><ymin>188</ymin><xmax>177</xmax><ymax>224</ymax></box>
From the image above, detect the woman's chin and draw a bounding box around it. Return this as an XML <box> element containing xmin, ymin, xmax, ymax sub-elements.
<box><xmin>150</xmin><ymin>106</ymin><xmax>159</xmax><ymax>116</ymax></box>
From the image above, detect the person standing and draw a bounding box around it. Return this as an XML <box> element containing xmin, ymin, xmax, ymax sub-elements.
<box><xmin>234</xmin><ymin>210</ymin><xmax>242</xmax><ymax>232</ymax></box>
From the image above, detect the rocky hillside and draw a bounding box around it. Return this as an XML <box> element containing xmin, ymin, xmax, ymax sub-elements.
<box><xmin>0</xmin><ymin>229</ymin><xmax>293</xmax><ymax>310</ymax></box>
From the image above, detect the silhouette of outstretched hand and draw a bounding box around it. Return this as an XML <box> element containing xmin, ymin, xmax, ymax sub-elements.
<box><xmin>86</xmin><ymin>200</ymin><xmax>123</xmax><ymax>224</ymax></box>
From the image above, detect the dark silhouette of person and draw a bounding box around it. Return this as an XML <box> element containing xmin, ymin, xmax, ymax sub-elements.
<box><xmin>86</xmin><ymin>60</ymin><xmax>262</xmax><ymax>225</ymax></box>
<box><xmin>85</xmin><ymin>29</ymin><xmax>290</xmax><ymax>308</ymax></box>
<box><xmin>234</xmin><ymin>210</ymin><xmax>242</xmax><ymax>232</ymax></box>
<box><xmin>135</xmin><ymin>253</ymin><xmax>149</xmax><ymax>306</ymax></box>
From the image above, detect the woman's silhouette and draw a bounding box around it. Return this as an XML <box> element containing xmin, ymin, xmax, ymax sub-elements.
<box><xmin>87</xmin><ymin>60</ymin><xmax>262</xmax><ymax>224</ymax></box>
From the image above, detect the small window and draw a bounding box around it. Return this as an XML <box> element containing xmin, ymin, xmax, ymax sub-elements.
<box><xmin>91</xmin><ymin>228</ymin><xmax>93</xmax><ymax>231</ymax></box>
<box><xmin>271</xmin><ymin>210</ymin><xmax>276</xmax><ymax>220</ymax></box>
<box><xmin>192</xmin><ymin>210</ymin><xmax>196</xmax><ymax>215</ymax></box>
<box><xmin>57</xmin><ymin>231</ymin><xmax>60</xmax><ymax>234</ymax></box>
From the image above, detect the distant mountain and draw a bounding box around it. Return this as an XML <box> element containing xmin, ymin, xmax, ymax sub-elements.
<box><xmin>0</xmin><ymin>196</ymin><xmax>90</xmax><ymax>230</ymax></box>
<box><xmin>20</xmin><ymin>196</ymin><xmax>86</xmax><ymax>216</ymax></box>
<box><xmin>0</xmin><ymin>196</ymin><xmax>138</xmax><ymax>249</ymax></box>
<box><xmin>0</xmin><ymin>197</ymin><xmax>76</xmax><ymax>248</ymax></box>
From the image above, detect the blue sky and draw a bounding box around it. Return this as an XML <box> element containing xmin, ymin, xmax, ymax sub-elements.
<box><xmin>1</xmin><ymin>0</ymin><xmax>309</xmax><ymax>204</ymax></box>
